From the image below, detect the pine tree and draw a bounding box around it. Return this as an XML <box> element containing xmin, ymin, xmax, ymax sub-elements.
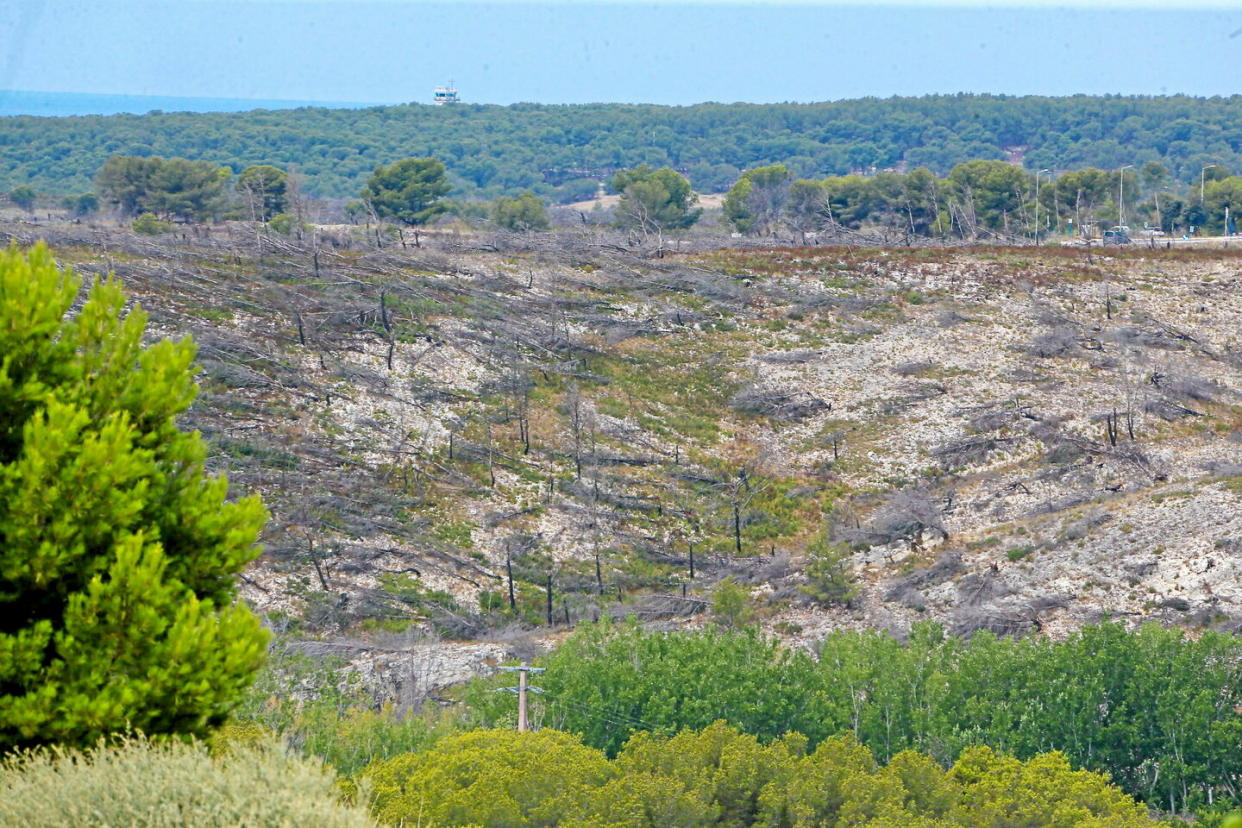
<box><xmin>0</xmin><ymin>242</ymin><xmax>269</xmax><ymax>751</ymax></box>
<box><xmin>799</xmin><ymin>532</ymin><xmax>858</xmax><ymax>607</ymax></box>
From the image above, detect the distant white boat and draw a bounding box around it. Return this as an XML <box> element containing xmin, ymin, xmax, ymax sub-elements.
<box><xmin>433</xmin><ymin>84</ymin><xmax>459</xmax><ymax>106</ymax></box>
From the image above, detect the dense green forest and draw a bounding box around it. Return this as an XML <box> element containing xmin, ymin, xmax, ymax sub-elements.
<box><xmin>460</xmin><ymin>620</ymin><xmax>1242</xmax><ymax>816</ymax></box>
<box><xmin>231</xmin><ymin>619</ymin><xmax>1241</xmax><ymax>824</ymax></box>
<box><xmin>4</xmin><ymin>94</ymin><xmax>1242</xmax><ymax>200</ymax></box>
<box><xmin>71</xmin><ymin>150</ymin><xmax>1242</xmax><ymax>241</ymax></box>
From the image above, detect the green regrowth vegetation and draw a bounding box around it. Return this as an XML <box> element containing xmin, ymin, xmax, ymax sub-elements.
<box><xmin>589</xmin><ymin>330</ymin><xmax>742</xmax><ymax>444</ymax></box>
<box><xmin>491</xmin><ymin>189</ymin><xmax>550</xmax><ymax>232</ymax></box>
<box><xmin>0</xmin><ymin>243</ymin><xmax>269</xmax><ymax>751</ymax></box>
<box><xmin>131</xmin><ymin>212</ymin><xmax>172</xmax><ymax>235</ymax></box>
<box><xmin>232</xmin><ymin>644</ymin><xmax>456</xmax><ymax>778</ymax></box>
<box><xmin>710</xmin><ymin>576</ymin><xmax>755</xmax><ymax>628</ymax></box>
<box><xmin>361</xmin><ymin>722</ymin><xmax>1155</xmax><ymax>828</ymax></box>
<box><xmin>462</xmin><ymin>619</ymin><xmax>1242</xmax><ymax>813</ymax></box>
<box><xmin>799</xmin><ymin>532</ymin><xmax>859</xmax><ymax>606</ymax></box>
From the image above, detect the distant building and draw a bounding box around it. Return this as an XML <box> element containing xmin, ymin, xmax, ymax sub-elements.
<box><xmin>433</xmin><ymin>84</ymin><xmax>459</xmax><ymax>106</ymax></box>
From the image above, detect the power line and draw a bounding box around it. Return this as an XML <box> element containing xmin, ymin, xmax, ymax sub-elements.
<box><xmin>494</xmin><ymin>663</ymin><xmax>544</xmax><ymax>731</ymax></box>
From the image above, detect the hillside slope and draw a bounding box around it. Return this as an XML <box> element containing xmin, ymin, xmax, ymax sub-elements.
<box><xmin>11</xmin><ymin>223</ymin><xmax>1240</xmax><ymax>670</ymax></box>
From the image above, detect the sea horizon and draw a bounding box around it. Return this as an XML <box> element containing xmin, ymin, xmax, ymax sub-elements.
<box><xmin>0</xmin><ymin>89</ymin><xmax>391</xmax><ymax>118</ymax></box>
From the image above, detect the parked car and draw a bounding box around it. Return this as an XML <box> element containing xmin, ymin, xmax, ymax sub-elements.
<box><xmin>1103</xmin><ymin>227</ymin><xmax>1132</xmax><ymax>245</ymax></box>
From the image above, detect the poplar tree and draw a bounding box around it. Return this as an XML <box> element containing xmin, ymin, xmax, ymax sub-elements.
<box><xmin>0</xmin><ymin>242</ymin><xmax>269</xmax><ymax>751</ymax></box>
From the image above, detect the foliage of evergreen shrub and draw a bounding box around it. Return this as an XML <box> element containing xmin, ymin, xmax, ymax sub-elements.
<box><xmin>132</xmin><ymin>211</ymin><xmax>172</xmax><ymax>234</ymax></box>
<box><xmin>463</xmin><ymin>618</ymin><xmax>1242</xmax><ymax>814</ymax></box>
<box><xmin>0</xmin><ymin>243</ymin><xmax>268</xmax><ymax>751</ymax></box>
<box><xmin>362</xmin><ymin>722</ymin><xmax>1155</xmax><ymax>827</ymax></box>
<box><xmin>0</xmin><ymin>734</ymin><xmax>374</xmax><ymax>827</ymax></box>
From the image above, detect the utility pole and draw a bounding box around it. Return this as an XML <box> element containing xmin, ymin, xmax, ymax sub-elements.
<box><xmin>494</xmin><ymin>663</ymin><xmax>544</xmax><ymax>732</ymax></box>
<box><xmin>519</xmin><ymin>667</ymin><xmax>528</xmax><ymax>731</ymax></box>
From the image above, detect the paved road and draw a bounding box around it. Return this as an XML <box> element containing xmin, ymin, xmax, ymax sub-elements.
<box><xmin>1061</xmin><ymin>235</ymin><xmax>1242</xmax><ymax>249</ymax></box>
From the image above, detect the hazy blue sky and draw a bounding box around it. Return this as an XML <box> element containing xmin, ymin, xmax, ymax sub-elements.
<box><xmin>4</xmin><ymin>1</ymin><xmax>1242</xmax><ymax>106</ymax></box>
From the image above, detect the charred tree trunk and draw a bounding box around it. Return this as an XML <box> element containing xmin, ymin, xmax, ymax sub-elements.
<box><xmin>545</xmin><ymin>574</ymin><xmax>554</xmax><ymax>626</ymax></box>
<box><xmin>506</xmin><ymin>548</ymin><xmax>516</xmax><ymax>612</ymax></box>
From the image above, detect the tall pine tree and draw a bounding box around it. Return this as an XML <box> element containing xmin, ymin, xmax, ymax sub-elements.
<box><xmin>0</xmin><ymin>242</ymin><xmax>268</xmax><ymax>750</ymax></box>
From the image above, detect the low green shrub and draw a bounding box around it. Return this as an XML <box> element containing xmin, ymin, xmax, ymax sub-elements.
<box><xmin>711</xmin><ymin>575</ymin><xmax>755</xmax><ymax>628</ymax></box>
<box><xmin>132</xmin><ymin>212</ymin><xmax>171</xmax><ymax>235</ymax></box>
<box><xmin>0</xmin><ymin>733</ymin><xmax>374</xmax><ymax>827</ymax></box>
<box><xmin>1005</xmin><ymin>544</ymin><xmax>1035</xmax><ymax>561</ymax></box>
<box><xmin>365</xmin><ymin>729</ymin><xmax>612</xmax><ymax>826</ymax></box>
<box><xmin>269</xmin><ymin>212</ymin><xmax>307</xmax><ymax>235</ymax></box>
<box><xmin>361</xmin><ymin>723</ymin><xmax>1156</xmax><ymax>827</ymax></box>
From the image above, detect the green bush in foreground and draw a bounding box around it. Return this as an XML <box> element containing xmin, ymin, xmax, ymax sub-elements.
<box><xmin>0</xmin><ymin>734</ymin><xmax>374</xmax><ymax>827</ymax></box>
<box><xmin>362</xmin><ymin>722</ymin><xmax>1156</xmax><ymax>827</ymax></box>
<box><xmin>0</xmin><ymin>243</ymin><xmax>269</xmax><ymax>750</ymax></box>
<box><xmin>365</xmin><ymin>728</ymin><xmax>613</xmax><ymax>826</ymax></box>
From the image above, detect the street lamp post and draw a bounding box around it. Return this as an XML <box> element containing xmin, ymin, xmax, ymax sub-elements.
<box><xmin>1199</xmin><ymin>164</ymin><xmax>1217</xmax><ymax>237</ymax></box>
<box><xmin>1118</xmin><ymin>165</ymin><xmax>1133</xmax><ymax>229</ymax></box>
<box><xmin>1201</xmin><ymin>164</ymin><xmax>1217</xmax><ymax>205</ymax></box>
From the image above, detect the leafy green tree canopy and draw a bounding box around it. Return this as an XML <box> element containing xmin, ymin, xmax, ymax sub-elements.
<box><xmin>610</xmin><ymin>164</ymin><xmax>701</xmax><ymax>238</ymax></box>
<box><xmin>12</xmin><ymin>95</ymin><xmax>1242</xmax><ymax>201</ymax></box>
<box><xmin>555</xmin><ymin>176</ymin><xmax>602</xmax><ymax>204</ymax></box>
<box><xmin>61</xmin><ymin>193</ymin><xmax>99</xmax><ymax>218</ymax></box>
<box><xmin>7</xmin><ymin>186</ymin><xmax>36</xmax><ymax>213</ymax></box>
<box><xmin>95</xmin><ymin>155</ymin><xmax>231</xmax><ymax>222</ymax></box>
<box><xmin>947</xmin><ymin>160</ymin><xmax>1031</xmax><ymax>235</ymax></box>
<box><xmin>94</xmin><ymin>156</ymin><xmax>160</xmax><ymax>215</ymax></box>
<box><xmin>464</xmin><ymin>618</ymin><xmax>824</xmax><ymax>757</ymax></box>
<box><xmin>724</xmin><ymin>164</ymin><xmax>791</xmax><ymax>235</ymax></box>
<box><xmin>235</xmin><ymin>164</ymin><xmax>288</xmax><ymax>221</ymax></box>
<box><xmin>462</xmin><ymin>618</ymin><xmax>1242</xmax><ymax>812</ymax></box>
<box><xmin>365</xmin><ymin>729</ymin><xmax>613</xmax><ymax>826</ymax></box>
<box><xmin>0</xmin><ymin>243</ymin><xmax>269</xmax><ymax>751</ymax></box>
<box><xmin>1202</xmin><ymin>175</ymin><xmax>1242</xmax><ymax>233</ymax></box>
<box><xmin>363</xmin><ymin>723</ymin><xmax>1156</xmax><ymax>828</ymax></box>
<box><xmin>491</xmin><ymin>189</ymin><xmax>550</xmax><ymax>232</ymax></box>
<box><xmin>360</xmin><ymin>157</ymin><xmax>450</xmax><ymax>226</ymax></box>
